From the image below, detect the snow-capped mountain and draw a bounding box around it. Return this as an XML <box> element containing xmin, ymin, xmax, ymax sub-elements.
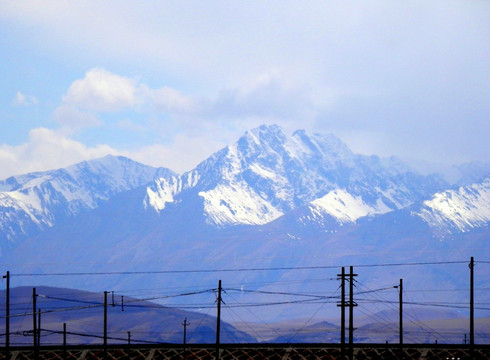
<box><xmin>416</xmin><ymin>177</ymin><xmax>490</xmax><ymax>234</ymax></box>
<box><xmin>1</xmin><ymin>125</ymin><xmax>488</xmax><ymax>323</ymax></box>
<box><xmin>0</xmin><ymin>155</ymin><xmax>175</xmax><ymax>249</ymax></box>
<box><xmin>2</xmin><ymin>124</ymin><xmax>487</xmax><ymax>257</ymax></box>
<box><xmin>143</xmin><ymin>124</ymin><xmax>447</xmax><ymax>228</ymax></box>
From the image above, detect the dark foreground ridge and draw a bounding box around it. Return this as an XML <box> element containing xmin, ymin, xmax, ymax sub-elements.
<box><xmin>4</xmin><ymin>343</ymin><xmax>490</xmax><ymax>360</ymax></box>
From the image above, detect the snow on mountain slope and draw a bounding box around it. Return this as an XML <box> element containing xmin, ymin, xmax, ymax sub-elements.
<box><xmin>144</xmin><ymin>125</ymin><xmax>447</xmax><ymax>228</ymax></box>
<box><xmin>416</xmin><ymin>177</ymin><xmax>490</xmax><ymax>232</ymax></box>
<box><xmin>144</xmin><ymin>177</ymin><xmax>180</xmax><ymax>211</ymax></box>
<box><xmin>143</xmin><ymin>169</ymin><xmax>202</xmax><ymax>212</ymax></box>
<box><xmin>0</xmin><ymin>155</ymin><xmax>175</xmax><ymax>246</ymax></box>
<box><xmin>200</xmin><ymin>181</ymin><xmax>284</xmax><ymax>226</ymax></box>
<box><xmin>309</xmin><ymin>189</ymin><xmax>391</xmax><ymax>224</ymax></box>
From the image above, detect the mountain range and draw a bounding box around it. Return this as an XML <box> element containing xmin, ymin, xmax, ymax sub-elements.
<box><xmin>0</xmin><ymin>155</ymin><xmax>175</xmax><ymax>253</ymax></box>
<box><xmin>1</xmin><ymin>124</ymin><xmax>489</xmax><ymax>326</ymax></box>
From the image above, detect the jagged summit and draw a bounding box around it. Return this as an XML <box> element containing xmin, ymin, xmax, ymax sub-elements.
<box><xmin>143</xmin><ymin>124</ymin><xmax>447</xmax><ymax>228</ymax></box>
<box><xmin>292</xmin><ymin>129</ymin><xmax>354</xmax><ymax>164</ymax></box>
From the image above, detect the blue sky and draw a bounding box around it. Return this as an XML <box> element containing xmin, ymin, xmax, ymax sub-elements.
<box><xmin>0</xmin><ymin>1</ymin><xmax>489</xmax><ymax>179</ymax></box>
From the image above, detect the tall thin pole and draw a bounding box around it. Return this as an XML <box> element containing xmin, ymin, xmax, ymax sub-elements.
<box><xmin>348</xmin><ymin>266</ymin><xmax>356</xmax><ymax>360</ymax></box>
<box><xmin>399</xmin><ymin>278</ymin><xmax>403</xmax><ymax>346</ymax></box>
<box><xmin>215</xmin><ymin>280</ymin><xmax>222</xmax><ymax>360</ymax></box>
<box><xmin>63</xmin><ymin>322</ymin><xmax>67</xmax><ymax>357</ymax></box>
<box><xmin>33</xmin><ymin>288</ymin><xmax>38</xmax><ymax>360</ymax></box>
<box><xmin>104</xmin><ymin>291</ymin><xmax>108</xmax><ymax>348</ymax></box>
<box><xmin>63</xmin><ymin>323</ymin><xmax>67</xmax><ymax>348</ymax></box>
<box><xmin>182</xmin><ymin>318</ymin><xmax>189</xmax><ymax>359</ymax></box>
<box><xmin>338</xmin><ymin>267</ymin><xmax>346</xmax><ymax>360</ymax></box>
<box><xmin>37</xmin><ymin>309</ymin><xmax>41</xmax><ymax>347</ymax></box>
<box><xmin>32</xmin><ymin>288</ymin><xmax>37</xmax><ymax>348</ymax></box>
<box><xmin>4</xmin><ymin>271</ymin><xmax>9</xmax><ymax>360</ymax></box>
<box><xmin>469</xmin><ymin>257</ymin><xmax>474</xmax><ymax>359</ymax></box>
<box><xmin>182</xmin><ymin>317</ymin><xmax>189</xmax><ymax>346</ymax></box>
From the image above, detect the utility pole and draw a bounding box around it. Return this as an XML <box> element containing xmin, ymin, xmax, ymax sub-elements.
<box><xmin>182</xmin><ymin>317</ymin><xmax>190</xmax><ymax>346</ymax></box>
<box><xmin>104</xmin><ymin>291</ymin><xmax>108</xmax><ymax>349</ymax></box>
<box><xmin>215</xmin><ymin>280</ymin><xmax>222</xmax><ymax>360</ymax></box>
<box><xmin>182</xmin><ymin>318</ymin><xmax>190</xmax><ymax>359</ymax></box>
<box><xmin>127</xmin><ymin>330</ymin><xmax>132</xmax><ymax>360</ymax></box>
<box><xmin>469</xmin><ymin>257</ymin><xmax>474</xmax><ymax>360</ymax></box>
<box><xmin>63</xmin><ymin>322</ymin><xmax>67</xmax><ymax>357</ymax></box>
<box><xmin>32</xmin><ymin>288</ymin><xmax>38</xmax><ymax>360</ymax></box>
<box><xmin>399</xmin><ymin>278</ymin><xmax>403</xmax><ymax>358</ymax></box>
<box><xmin>32</xmin><ymin>288</ymin><xmax>37</xmax><ymax>348</ymax></box>
<box><xmin>399</xmin><ymin>279</ymin><xmax>403</xmax><ymax>346</ymax></box>
<box><xmin>63</xmin><ymin>323</ymin><xmax>67</xmax><ymax>348</ymax></box>
<box><xmin>348</xmin><ymin>266</ymin><xmax>357</xmax><ymax>360</ymax></box>
<box><xmin>37</xmin><ymin>309</ymin><xmax>41</xmax><ymax>346</ymax></box>
<box><xmin>3</xmin><ymin>271</ymin><xmax>9</xmax><ymax>360</ymax></box>
<box><xmin>337</xmin><ymin>267</ymin><xmax>346</xmax><ymax>360</ymax></box>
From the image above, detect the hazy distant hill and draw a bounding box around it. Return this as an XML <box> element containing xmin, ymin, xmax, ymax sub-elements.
<box><xmin>0</xmin><ymin>286</ymin><xmax>254</xmax><ymax>345</ymax></box>
<box><xmin>3</xmin><ymin>286</ymin><xmax>488</xmax><ymax>345</ymax></box>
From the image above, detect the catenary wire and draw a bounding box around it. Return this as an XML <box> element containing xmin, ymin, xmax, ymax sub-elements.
<box><xmin>8</xmin><ymin>260</ymin><xmax>471</xmax><ymax>277</ymax></box>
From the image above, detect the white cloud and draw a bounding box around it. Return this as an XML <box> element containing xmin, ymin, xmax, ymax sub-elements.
<box><xmin>141</xmin><ymin>85</ymin><xmax>196</xmax><ymax>113</ymax></box>
<box><xmin>1</xmin><ymin>1</ymin><xmax>488</xmax><ymax>172</ymax></box>
<box><xmin>126</xmin><ymin>133</ymin><xmax>227</xmax><ymax>174</ymax></box>
<box><xmin>206</xmin><ymin>71</ymin><xmax>319</xmax><ymax>121</ymax></box>
<box><xmin>0</xmin><ymin>124</ymin><xmax>228</xmax><ymax>178</ymax></box>
<box><xmin>53</xmin><ymin>104</ymin><xmax>102</xmax><ymax>131</ymax></box>
<box><xmin>115</xmin><ymin>118</ymin><xmax>147</xmax><ymax>133</ymax></box>
<box><xmin>62</xmin><ymin>68</ymin><xmax>199</xmax><ymax>116</ymax></box>
<box><xmin>63</xmin><ymin>68</ymin><xmax>138</xmax><ymax>112</ymax></box>
<box><xmin>0</xmin><ymin>128</ymin><xmax>118</xmax><ymax>179</ymax></box>
<box><xmin>12</xmin><ymin>91</ymin><xmax>38</xmax><ymax>106</ymax></box>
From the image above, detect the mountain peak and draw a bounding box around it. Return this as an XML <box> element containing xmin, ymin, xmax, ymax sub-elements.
<box><xmin>291</xmin><ymin>129</ymin><xmax>353</xmax><ymax>163</ymax></box>
<box><xmin>247</xmin><ymin>123</ymin><xmax>284</xmax><ymax>137</ymax></box>
<box><xmin>237</xmin><ymin>124</ymin><xmax>288</xmax><ymax>154</ymax></box>
<box><xmin>144</xmin><ymin>124</ymin><xmax>447</xmax><ymax>229</ymax></box>
<box><xmin>0</xmin><ymin>155</ymin><xmax>175</xmax><ymax>246</ymax></box>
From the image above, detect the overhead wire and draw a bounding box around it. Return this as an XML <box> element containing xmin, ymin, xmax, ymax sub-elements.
<box><xmin>285</xmin><ymin>285</ymin><xmax>340</xmax><ymax>343</ymax></box>
<box><xmin>2</xmin><ymin>259</ymin><xmax>487</xmax><ymax>345</ymax></box>
<box><xmin>353</xmin><ymin>281</ymin><xmax>448</xmax><ymax>343</ymax></box>
<box><xmin>354</xmin><ymin>281</ymin><xmax>399</xmax><ymax>326</ymax></box>
<box><xmin>7</xmin><ymin>260</ymin><xmax>472</xmax><ymax>277</ymax></box>
<box><xmin>402</xmin><ymin>287</ymin><xmax>453</xmax><ymax>344</ymax></box>
<box><xmin>220</xmin><ymin>290</ymin><xmax>284</xmax><ymax>342</ymax></box>
<box><xmin>225</xmin><ymin>287</ymin><xmax>333</xmax><ymax>299</ymax></box>
<box><xmin>187</xmin><ymin>304</ymin><xmax>213</xmax><ymax>343</ymax></box>
<box><xmin>353</xmin><ymin>280</ymin><xmax>467</xmax><ymax>344</ymax></box>
<box><xmin>37</xmin><ymin>327</ymin><xmax>167</xmax><ymax>345</ymax></box>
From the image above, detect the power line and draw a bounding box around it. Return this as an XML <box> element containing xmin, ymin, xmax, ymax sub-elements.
<box><xmin>8</xmin><ymin>260</ymin><xmax>472</xmax><ymax>277</ymax></box>
<box><xmin>38</xmin><ymin>327</ymin><xmax>166</xmax><ymax>345</ymax></box>
<box><xmin>225</xmin><ymin>287</ymin><xmax>334</xmax><ymax>299</ymax></box>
